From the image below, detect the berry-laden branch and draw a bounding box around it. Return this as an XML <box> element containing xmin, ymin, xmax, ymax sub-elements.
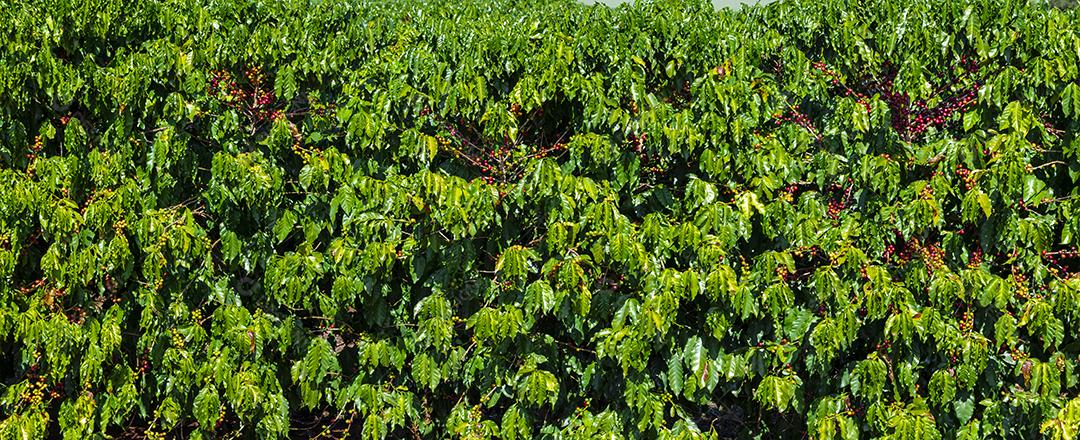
<box><xmin>826</xmin><ymin>180</ymin><xmax>854</xmax><ymax>219</ymax></box>
<box><xmin>771</xmin><ymin>103</ymin><xmax>823</xmax><ymax>143</ymax></box>
<box><xmin>627</xmin><ymin>131</ymin><xmax>671</xmax><ymax>181</ymax></box>
<box><xmin>811</xmin><ymin>58</ymin><xmax>988</xmax><ymax>140</ymax></box>
<box><xmin>1043</xmin><ymin>247</ymin><xmax>1080</xmax><ymax>277</ymax></box>
<box><xmin>208</xmin><ymin>66</ymin><xmax>283</xmax><ymax>128</ymax></box>
<box><xmin>423</xmin><ymin>104</ymin><xmax>570</xmax><ymax>185</ymax></box>
<box><xmin>206</xmin><ymin>65</ymin><xmax>335</xmax><ymax>155</ymax></box>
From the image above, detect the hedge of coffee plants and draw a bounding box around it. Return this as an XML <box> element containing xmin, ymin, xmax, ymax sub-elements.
<box><xmin>2</xmin><ymin>0</ymin><xmax>1080</xmax><ymax>438</ymax></box>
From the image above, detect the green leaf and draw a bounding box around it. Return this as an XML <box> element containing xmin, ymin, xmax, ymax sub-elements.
<box><xmin>954</xmin><ymin>396</ymin><xmax>975</xmax><ymax>424</ymax></box>
<box><xmin>273</xmin><ymin>210</ymin><xmax>297</xmax><ymax>244</ymax></box>
<box><xmin>496</xmin><ymin>245</ymin><xmax>538</xmax><ymax>281</ymax></box>
<box><xmin>755</xmin><ymin>375</ymin><xmax>797</xmax><ymax>412</ymax></box>
<box><xmin>412</xmin><ymin>353</ymin><xmax>442</xmax><ymax>390</ymax></box>
<box><xmin>782</xmin><ymin>307</ymin><xmax>817</xmax><ymax>341</ymax></box>
<box><xmin>193</xmin><ymin>386</ymin><xmax>221</xmax><ymax>429</ymax></box>
<box><xmin>963</xmin><ymin>108</ymin><xmax>981</xmax><ymax>131</ymax></box>
<box><xmin>1023</xmin><ymin>175</ymin><xmax>1052</xmax><ymax>205</ymax></box>
<box><xmin>853</xmin><ymin>103</ymin><xmax>870</xmax><ymax>133</ymax></box>
<box><xmin>928</xmin><ymin>369</ymin><xmax>956</xmax><ymax>406</ymax></box>
<box><xmin>518</xmin><ymin>369</ymin><xmax>559</xmax><ymax>408</ymax></box>
<box><xmin>1063</xmin><ymin>83</ymin><xmax>1080</xmax><ymax>118</ymax></box>
<box><xmin>667</xmin><ymin>350</ymin><xmax>684</xmax><ymax>396</ymax></box>
<box><xmin>501</xmin><ymin>404</ymin><xmax>531</xmax><ymax>440</ymax></box>
<box><xmin>684</xmin><ymin>336</ymin><xmax>708</xmax><ymax>387</ymax></box>
<box><xmin>735</xmin><ymin>191</ymin><xmax>766</xmax><ymax>217</ymax></box>
<box><xmin>998</xmin><ymin>101</ymin><xmax>1031</xmax><ymax>135</ymax></box>
<box><xmin>524</xmin><ymin>280</ymin><xmax>557</xmax><ymax>314</ymax></box>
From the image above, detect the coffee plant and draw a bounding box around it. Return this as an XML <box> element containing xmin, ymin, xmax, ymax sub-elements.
<box><xmin>1</xmin><ymin>0</ymin><xmax>1080</xmax><ymax>438</ymax></box>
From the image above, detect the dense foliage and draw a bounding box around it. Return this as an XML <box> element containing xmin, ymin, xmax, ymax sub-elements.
<box><xmin>2</xmin><ymin>0</ymin><xmax>1080</xmax><ymax>438</ymax></box>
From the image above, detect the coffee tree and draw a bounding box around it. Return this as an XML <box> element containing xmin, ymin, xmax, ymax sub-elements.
<box><xmin>1</xmin><ymin>0</ymin><xmax>1080</xmax><ymax>438</ymax></box>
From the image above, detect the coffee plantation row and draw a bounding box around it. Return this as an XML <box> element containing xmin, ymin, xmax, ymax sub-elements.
<box><xmin>2</xmin><ymin>0</ymin><xmax>1080</xmax><ymax>438</ymax></box>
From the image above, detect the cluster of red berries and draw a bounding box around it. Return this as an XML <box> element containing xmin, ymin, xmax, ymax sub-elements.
<box><xmin>902</xmin><ymin>86</ymin><xmax>979</xmax><ymax>136</ymax></box>
<box><xmin>967</xmin><ymin>247</ymin><xmax>983</xmax><ymax>269</ymax></box>
<box><xmin>24</xmin><ymin>135</ymin><xmax>44</xmax><ymax>165</ymax></box>
<box><xmin>1016</xmin><ymin>197</ymin><xmax>1035</xmax><ymax>212</ymax></box>
<box><xmin>922</xmin><ymin>244</ymin><xmax>946</xmax><ymax>274</ymax></box>
<box><xmin>811</xmin><ymin>61</ymin><xmax>836</xmax><ymax>76</ymax></box>
<box><xmin>914</xmin><ymin>187</ymin><xmax>935</xmax><ymax>206</ymax></box>
<box><xmin>883</xmin><ymin>244</ymin><xmax>897</xmax><ymax>261</ymax></box>
<box><xmin>874</xmin><ymin>339</ymin><xmax>893</xmax><ymax>351</ymax></box>
<box><xmin>529</xmin><ymin>142</ymin><xmax>567</xmax><ymax>160</ymax></box>
<box><xmin>137</xmin><ymin>346</ymin><xmax>153</xmax><ymax>374</ymax></box>
<box><xmin>1012</xmin><ymin>271</ymin><xmax>1031</xmax><ymax>299</ymax></box>
<box><xmin>778</xmin><ymin>185</ymin><xmax>799</xmax><ymax>203</ymax></box>
<box><xmin>957</xmin><ymin>309</ymin><xmax>975</xmax><ymax>332</ymax></box>
<box><xmin>826</xmin><ymin>183</ymin><xmax>853</xmax><ymax>219</ymax></box>
<box><xmin>883</xmin><ymin>90</ymin><xmax>911</xmax><ymax>131</ymax></box>
<box><xmin>207</xmin><ymin>70</ymin><xmax>235</xmax><ymax>95</ymax></box>
<box><xmin>813</xmin><ymin>59</ymin><xmax>983</xmax><ymax>139</ymax></box>
<box><xmin>776</xmin><ymin>266</ymin><xmax>792</xmax><ymax>282</ymax></box>
<box><xmin>254</xmin><ymin>90</ymin><xmax>276</xmax><ymax>107</ymax></box>
<box><xmin>65</xmin><ymin>305</ymin><xmax>85</xmax><ymax>324</ymax></box>
<box><xmin>454</xmin><ymin>129</ymin><xmax>567</xmax><ymax>185</ymax></box>
<box><xmin>886</xmin><ymin>233</ymin><xmax>922</xmax><ymax>264</ymax></box>
<box><xmin>437</xmin><ymin>121</ymin><xmax>499</xmax><ymax>184</ymax></box>
<box><xmin>208</xmin><ymin>66</ymin><xmax>280</xmax><ymax>122</ymax></box>
<box><xmin>773</xmin><ymin>108</ymin><xmax>821</xmax><ymax>141</ymax></box>
<box><xmin>1042</xmin><ymin>247</ymin><xmax>1079</xmax><ymax>275</ymax></box>
<box><xmin>17</xmin><ymin>278</ymin><xmax>46</xmax><ymax>296</ymax></box>
<box><xmin>949</xmin><ymin>354</ymin><xmax>961</xmax><ymax>367</ymax></box>
<box><xmin>475</xmin><ymin>145</ymin><xmax>513</xmax><ymax>185</ymax></box>
<box><xmin>432</xmin><ymin>107</ymin><xmax>572</xmax><ymax>185</ymax></box>
<box><xmin>955</xmin><ymin>164</ymin><xmax>976</xmax><ymax>191</ymax></box>
<box><xmin>1042</xmin><ymin>117</ymin><xmax>1063</xmax><ymax>137</ymax></box>
<box><xmin>825</xmin><ymin>199</ymin><xmax>843</xmax><ymax>219</ymax></box>
<box><xmin>629</xmin><ymin>132</ymin><xmax>647</xmax><ymax>154</ymax></box>
<box><xmin>811</xmin><ymin>61</ymin><xmax>843</xmax><ymax>89</ymax></box>
<box><xmin>628</xmin><ymin>132</ymin><xmax>667</xmax><ymax>178</ymax></box>
<box><xmin>842</xmin><ymin>397</ymin><xmax>866</xmax><ymax>418</ymax></box>
<box><xmin>960</xmin><ymin>56</ymin><xmax>980</xmax><ymax>74</ymax></box>
<box><xmin>812</xmin><ymin>62</ymin><xmax>873</xmax><ymax>112</ymax></box>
